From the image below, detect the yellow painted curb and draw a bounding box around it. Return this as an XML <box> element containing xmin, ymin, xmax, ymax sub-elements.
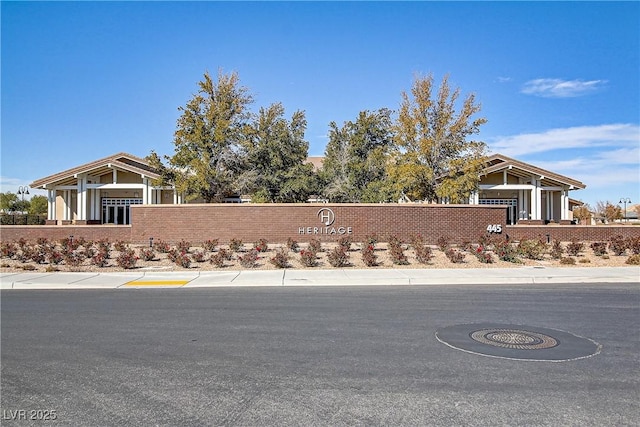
<box><xmin>124</xmin><ymin>280</ymin><xmax>189</xmax><ymax>286</ymax></box>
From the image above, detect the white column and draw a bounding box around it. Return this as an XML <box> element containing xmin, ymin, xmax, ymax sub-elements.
<box><xmin>63</xmin><ymin>190</ymin><xmax>70</xmax><ymax>220</ymax></box>
<box><xmin>563</xmin><ymin>189</ymin><xmax>570</xmax><ymax>220</ymax></box>
<box><xmin>77</xmin><ymin>174</ymin><xmax>87</xmax><ymax>221</ymax></box>
<box><xmin>47</xmin><ymin>189</ymin><xmax>56</xmax><ymax>220</ymax></box>
<box><xmin>548</xmin><ymin>191</ymin><xmax>554</xmax><ymax>221</ymax></box>
<box><xmin>518</xmin><ymin>190</ymin><xmax>524</xmax><ymax>220</ymax></box>
<box><xmin>530</xmin><ymin>177</ymin><xmax>542</xmax><ymax>220</ymax></box>
<box><xmin>142</xmin><ymin>178</ymin><xmax>149</xmax><ymax>204</ymax></box>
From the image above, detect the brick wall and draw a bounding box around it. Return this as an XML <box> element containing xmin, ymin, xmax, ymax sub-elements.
<box><xmin>505</xmin><ymin>225</ymin><xmax>640</xmax><ymax>242</ymax></box>
<box><xmin>0</xmin><ymin>225</ymin><xmax>131</xmax><ymax>243</ymax></box>
<box><xmin>129</xmin><ymin>203</ymin><xmax>507</xmax><ymax>245</ymax></box>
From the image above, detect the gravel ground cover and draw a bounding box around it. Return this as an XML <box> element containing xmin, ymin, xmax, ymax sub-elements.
<box><xmin>1</xmin><ymin>236</ymin><xmax>638</xmax><ymax>273</ymax></box>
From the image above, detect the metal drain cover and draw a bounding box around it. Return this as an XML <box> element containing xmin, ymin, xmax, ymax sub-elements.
<box><xmin>436</xmin><ymin>323</ymin><xmax>601</xmax><ymax>362</ymax></box>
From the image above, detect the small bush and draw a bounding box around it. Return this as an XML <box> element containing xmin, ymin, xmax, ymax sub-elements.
<box><xmin>389</xmin><ymin>243</ymin><xmax>409</xmax><ymax>265</ymax></box>
<box><xmin>269</xmin><ymin>248</ymin><xmax>290</xmax><ymax>269</ymax></box>
<box><xmin>414</xmin><ymin>244</ymin><xmax>434</xmax><ymax>264</ymax></box>
<box><xmin>30</xmin><ymin>245</ymin><xmax>48</xmax><ymax>264</ymax></box>
<box><xmin>153</xmin><ymin>240</ymin><xmax>171</xmax><ymax>253</ymax></box>
<box><xmin>91</xmin><ymin>251</ymin><xmax>109</xmax><ymax>267</ymax></box>
<box><xmin>437</xmin><ymin>236</ymin><xmax>450</xmax><ymax>252</ymax></box>
<box><xmin>560</xmin><ymin>257</ymin><xmax>576</xmax><ymax>265</ymax></box>
<box><xmin>626</xmin><ymin>254</ymin><xmax>640</xmax><ymax>265</ymax></box>
<box><xmin>210</xmin><ymin>249</ymin><xmax>230</xmax><ymax>268</ymax></box>
<box><xmin>254</xmin><ymin>238</ymin><xmax>269</xmax><ymax>253</ymax></box>
<box><xmin>327</xmin><ymin>246</ymin><xmax>349</xmax><ymax>267</ymax></box>
<box><xmin>460</xmin><ymin>240</ymin><xmax>474</xmax><ymax>253</ymax></box>
<box><xmin>474</xmin><ymin>246</ymin><xmax>494</xmax><ymax>264</ymax></box>
<box><xmin>113</xmin><ymin>240</ymin><xmax>128</xmax><ymax>252</ymax></box>
<box><xmin>95</xmin><ymin>238</ymin><xmax>111</xmax><ymax>254</ymax></box>
<box><xmin>286</xmin><ymin>237</ymin><xmax>300</xmax><ymax>253</ymax></box>
<box><xmin>173</xmin><ymin>251</ymin><xmax>192</xmax><ymax>268</ymax></box>
<box><xmin>64</xmin><ymin>250</ymin><xmax>86</xmax><ymax>268</ymax></box>
<box><xmin>1</xmin><ymin>242</ymin><xmax>17</xmax><ymax>259</ymax></box>
<box><xmin>167</xmin><ymin>248</ymin><xmax>179</xmax><ymax>263</ymax></box>
<box><xmin>229</xmin><ymin>238</ymin><xmax>243</xmax><ymax>252</ymax></box>
<box><xmin>550</xmin><ymin>239</ymin><xmax>564</xmax><ymax>260</ymax></box>
<box><xmin>609</xmin><ymin>235</ymin><xmax>627</xmax><ymax>256</ymax></box>
<box><xmin>203</xmin><ymin>239</ymin><xmax>219</xmax><ymax>252</ymax></box>
<box><xmin>177</xmin><ymin>239</ymin><xmax>191</xmax><ymax>253</ymax></box>
<box><xmin>139</xmin><ymin>247</ymin><xmax>156</xmax><ymax>261</ymax></box>
<box><xmin>566</xmin><ymin>239</ymin><xmax>584</xmax><ymax>257</ymax></box>
<box><xmin>518</xmin><ymin>238</ymin><xmax>546</xmax><ymax>260</ymax></box>
<box><xmin>337</xmin><ymin>236</ymin><xmax>352</xmax><ymax>251</ymax></box>
<box><xmin>445</xmin><ymin>248</ymin><xmax>465</xmax><ymax>264</ymax></box>
<box><xmin>308</xmin><ymin>238</ymin><xmax>322</xmax><ymax>254</ymax></box>
<box><xmin>21</xmin><ymin>264</ymin><xmax>36</xmax><ymax>271</ymax></box>
<box><xmin>494</xmin><ymin>240</ymin><xmax>521</xmax><ymax>263</ymax></box>
<box><xmin>45</xmin><ymin>265</ymin><xmax>60</xmax><ymax>272</ymax></box>
<box><xmin>361</xmin><ymin>244</ymin><xmax>378</xmax><ymax>267</ymax></box>
<box><xmin>116</xmin><ymin>248</ymin><xmax>138</xmax><ymax>269</ymax></box>
<box><xmin>191</xmin><ymin>250</ymin><xmax>206</xmax><ymax>263</ymax></box>
<box><xmin>238</xmin><ymin>249</ymin><xmax>259</xmax><ymax>268</ymax></box>
<box><xmin>579</xmin><ymin>258</ymin><xmax>591</xmax><ymax>264</ymax></box>
<box><xmin>47</xmin><ymin>250</ymin><xmax>64</xmax><ymax>265</ymax></box>
<box><xmin>409</xmin><ymin>234</ymin><xmax>425</xmax><ymax>249</ymax></box>
<box><xmin>590</xmin><ymin>242</ymin><xmax>608</xmax><ymax>257</ymax></box>
<box><xmin>299</xmin><ymin>249</ymin><xmax>317</xmax><ymax>267</ymax></box>
<box><xmin>365</xmin><ymin>234</ymin><xmax>379</xmax><ymax>246</ymax></box>
<box><xmin>626</xmin><ymin>236</ymin><xmax>640</xmax><ymax>255</ymax></box>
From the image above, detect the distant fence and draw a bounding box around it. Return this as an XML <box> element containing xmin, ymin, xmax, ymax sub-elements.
<box><xmin>0</xmin><ymin>214</ymin><xmax>47</xmax><ymax>225</ymax></box>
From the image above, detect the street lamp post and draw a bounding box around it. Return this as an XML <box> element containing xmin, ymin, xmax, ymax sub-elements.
<box><xmin>17</xmin><ymin>186</ymin><xmax>29</xmax><ymax>201</ymax></box>
<box><xmin>619</xmin><ymin>197</ymin><xmax>631</xmax><ymax>223</ymax></box>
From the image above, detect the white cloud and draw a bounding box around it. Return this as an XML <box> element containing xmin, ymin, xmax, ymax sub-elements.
<box><xmin>521</xmin><ymin>78</ymin><xmax>607</xmax><ymax>98</ymax></box>
<box><xmin>488</xmin><ymin>123</ymin><xmax>640</xmax><ymax>158</ymax></box>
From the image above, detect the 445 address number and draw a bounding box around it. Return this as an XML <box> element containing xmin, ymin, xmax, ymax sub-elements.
<box><xmin>486</xmin><ymin>224</ymin><xmax>502</xmax><ymax>234</ymax></box>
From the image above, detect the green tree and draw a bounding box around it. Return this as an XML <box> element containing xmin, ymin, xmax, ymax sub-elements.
<box><xmin>0</xmin><ymin>192</ymin><xmax>18</xmax><ymax>212</ymax></box>
<box><xmin>321</xmin><ymin>109</ymin><xmax>394</xmax><ymax>202</ymax></box>
<box><xmin>162</xmin><ymin>70</ymin><xmax>254</xmax><ymax>202</ymax></box>
<box><xmin>28</xmin><ymin>195</ymin><xmax>48</xmax><ymax>215</ymax></box>
<box><xmin>596</xmin><ymin>201</ymin><xmax>623</xmax><ymax>223</ymax></box>
<box><xmin>240</xmin><ymin>103</ymin><xmax>317</xmax><ymax>202</ymax></box>
<box><xmin>388</xmin><ymin>74</ymin><xmax>487</xmax><ymax>203</ymax></box>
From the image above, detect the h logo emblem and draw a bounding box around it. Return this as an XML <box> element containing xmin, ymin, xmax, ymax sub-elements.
<box><xmin>317</xmin><ymin>208</ymin><xmax>335</xmax><ymax>226</ymax></box>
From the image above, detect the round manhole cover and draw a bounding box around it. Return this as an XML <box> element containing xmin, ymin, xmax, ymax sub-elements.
<box><xmin>436</xmin><ymin>323</ymin><xmax>601</xmax><ymax>362</ymax></box>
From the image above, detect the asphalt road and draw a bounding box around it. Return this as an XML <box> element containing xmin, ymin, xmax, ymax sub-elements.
<box><xmin>1</xmin><ymin>283</ymin><xmax>638</xmax><ymax>426</ymax></box>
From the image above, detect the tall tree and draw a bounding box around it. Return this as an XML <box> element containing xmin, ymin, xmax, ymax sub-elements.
<box><xmin>0</xmin><ymin>192</ymin><xmax>18</xmax><ymax>212</ymax></box>
<box><xmin>28</xmin><ymin>195</ymin><xmax>48</xmax><ymax>215</ymax></box>
<box><xmin>321</xmin><ymin>109</ymin><xmax>394</xmax><ymax>202</ymax></box>
<box><xmin>388</xmin><ymin>74</ymin><xmax>487</xmax><ymax>203</ymax></box>
<box><xmin>161</xmin><ymin>70</ymin><xmax>254</xmax><ymax>202</ymax></box>
<box><xmin>240</xmin><ymin>103</ymin><xmax>317</xmax><ymax>202</ymax></box>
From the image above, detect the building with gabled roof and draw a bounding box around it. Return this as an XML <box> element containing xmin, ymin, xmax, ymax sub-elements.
<box><xmin>30</xmin><ymin>152</ymin><xmax>586</xmax><ymax>225</ymax></box>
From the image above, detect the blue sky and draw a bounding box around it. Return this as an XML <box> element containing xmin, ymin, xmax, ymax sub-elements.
<box><xmin>2</xmin><ymin>1</ymin><xmax>639</xmax><ymax>207</ymax></box>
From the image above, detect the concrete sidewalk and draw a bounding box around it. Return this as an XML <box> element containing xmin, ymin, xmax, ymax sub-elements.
<box><xmin>1</xmin><ymin>266</ymin><xmax>638</xmax><ymax>289</ymax></box>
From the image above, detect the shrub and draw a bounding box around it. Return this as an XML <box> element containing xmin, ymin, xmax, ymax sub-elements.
<box><xmin>64</xmin><ymin>250</ymin><xmax>86</xmax><ymax>268</ymax></box>
<box><xmin>566</xmin><ymin>239</ymin><xmax>584</xmax><ymax>257</ymax></box>
<box><xmin>560</xmin><ymin>257</ymin><xmax>576</xmax><ymax>265</ymax></box>
<box><xmin>365</xmin><ymin>234</ymin><xmax>379</xmax><ymax>246</ymax></box>
<box><xmin>445</xmin><ymin>248</ymin><xmax>465</xmax><ymax>264</ymax></box>
<box><xmin>286</xmin><ymin>237</ymin><xmax>300</xmax><ymax>253</ymax></box>
<box><xmin>210</xmin><ymin>249</ymin><xmax>230</xmax><ymax>268</ymax></box>
<box><xmin>238</xmin><ymin>249</ymin><xmax>259</xmax><ymax>268</ymax></box>
<box><xmin>460</xmin><ymin>240</ymin><xmax>474</xmax><ymax>253</ymax></box>
<box><xmin>21</xmin><ymin>264</ymin><xmax>36</xmax><ymax>271</ymax></box>
<box><xmin>45</xmin><ymin>265</ymin><xmax>60</xmax><ymax>272</ymax></box>
<box><xmin>139</xmin><ymin>247</ymin><xmax>156</xmax><ymax>261</ymax></box>
<box><xmin>361</xmin><ymin>244</ymin><xmax>378</xmax><ymax>267</ymax></box>
<box><xmin>269</xmin><ymin>248</ymin><xmax>290</xmax><ymax>268</ymax></box>
<box><xmin>550</xmin><ymin>239</ymin><xmax>564</xmax><ymax>260</ymax></box>
<box><xmin>414</xmin><ymin>244</ymin><xmax>434</xmax><ymax>264</ymax></box>
<box><xmin>437</xmin><ymin>236</ymin><xmax>450</xmax><ymax>252</ymax></box>
<box><xmin>1</xmin><ymin>242</ymin><xmax>17</xmax><ymax>259</ymax></box>
<box><xmin>153</xmin><ymin>239</ymin><xmax>171</xmax><ymax>253</ymax></box>
<box><xmin>590</xmin><ymin>242</ymin><xmax>608</xmax><ymax>257</ymax></box>
<box><xmin>191</xmin><ymin>250</ymin><xmax>206</xmax><ymax>263</ymax></box>
<box><xmin>337</xmin><ymin>236</ymin><xmax>352</xmax><ymax>251</ymax></box>
<box><xmin>626</xmin><ymin>236</ymin><xmax>640</xmax><ymax>255</ymax></box>
<box><xmin>579</xmin><ymin>258</ymin><xmax>591</xmax><ymax>264</ymax></box>
<box><xmin>30</xmin><ymin>245</ymin><xmax>48</xmax><ymax>264</ymax></box>
<box><xmin>113</xmin><ymin>240</ymin><xmax>127</xmax><ymax>252</ymax></box>
<box><xmin>91</xmin><ymin>251</ymin><xmax>109</xmax><ymax>267</ymax></box>
<box><xmin>388</xmin><ymin>235</ymin><xmax>403</xmax><ymax>249</ymax></box>
<box><xmin>177</xmin><ymin>239</ymin><xmax>191</xmax><ymax>253</ymax></box>
<box><xmin>409</xmin><ymin>234</ymin><xmax>425</xmax><ymax>249</ymax></box>
<box><xmin>494</xmin><ymin>239</ymin><xmax>521</xmax><ymax>263</ymax></box>
<box><xmin>173</xmin><ymin>251</ymin><xmax>192</xmax><ymax>268</ymax></box>
<box><xmin>609</xmin><ymin>235</ymin><xmax>627</xmax><ymax>256</ymax></box>
<box><xmin>47</xmin><ymin>250</ymin><xmax>64</xmax><ymax>265</ymax></box>
<box><xmin>254</xmin><ymin>238</ymin><xmax>269</xmax><ymax>253</ymax></box>
<box><xmin>327</xmin><ymin>246</ymin><xmax>349</xmax><ymax>267</ymax></box>
<box><xmin>95</xmin><ymin>238</ymin><xmax>111</xmax><ymax>253</ymax></box>
<box><xmin>474</xmin><ymin>246</ymin><xmax>494</xmax><ymax>264</ymax></box>
<box><xmin>389</xmin><ymin>243</ymin><xmax>409</xmax><ymax>265</ymax></box>
<box><xmin>299</xmin><ymin>249</ymin><xmax>317</xmax><ymax>267</ymax></box>
<box><xmin>229</xmin><ymin>238</ymin><xmax>243</xmax><ymax>252</ymax></box>
<box><xmin>203</xmin><ymin>239</ymin><xmax>219</xmax><ymax>252</ymax></box>
<box><xmin>16</xmin><ymin>237</ymin><xmax>28</xmax><ymax>250</ymax></box>
<box><xmin>308</xmin><ymin>238</ymin><xmax>322</xmax><ymax>254</ymax></box>
<box><xmin>167</xmin><ymin>248</ymin><xmax>179</xmax><ymax>263</ymax></box>
<box><xmin>116</xmin><ymin>248</ymin><xmax>138</xmax><ymax>269</ymax></box>
<box><xmin>518</xmin><ymin>238</ymin><xmax>546</xmax><ymax>260</ymax></box>
<box><xmin>626</xmin><ymin>254</ymin><xmax>640</xmax><ymax>265</ymax></box>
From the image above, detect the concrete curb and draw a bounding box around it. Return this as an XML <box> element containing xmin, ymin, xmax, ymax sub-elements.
<box><xmin>1</xmin><ymin>267</ymin><xmax>638</xmax><ymax>290</ymax></box>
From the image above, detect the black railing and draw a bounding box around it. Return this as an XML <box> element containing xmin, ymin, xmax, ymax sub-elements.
<box><xmin>0</xmin><ymin>214</ymin><xmax>47</xmax><ymax>225</ymax></box>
